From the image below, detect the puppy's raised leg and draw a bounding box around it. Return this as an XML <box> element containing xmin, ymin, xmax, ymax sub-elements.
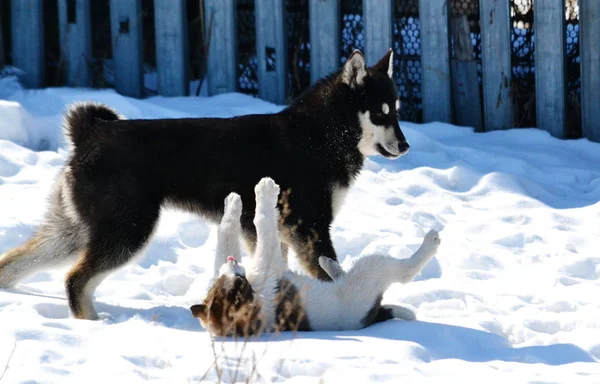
<box><xmin>394</xmin><ymin>230</ymin><xmax>440</xmax><ymax>284</ymax></box>
<box><xmin>214</xmin><ymin>193</ymin><xmax>243</xmax><ymax>277</ymax></box>
<box><xmin>339</xmin><ymin>230</ymin><xmax>440</xmax><ymax>324</ymax></box>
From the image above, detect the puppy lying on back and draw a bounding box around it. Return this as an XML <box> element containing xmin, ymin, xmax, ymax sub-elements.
<box><xmin>190</xmin><ymin>177</ymin><xmax>441</xmax><ymax>337</ymax></box>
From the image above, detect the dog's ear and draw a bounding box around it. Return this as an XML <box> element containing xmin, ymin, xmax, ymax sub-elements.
<box><xmin>190</xmin><ymin>304</ymin><xmax>206</xmax><ymax>318</ymax></box>
<box><xmin>342</xmin><ymin>50</ymin><xmax>367</xmax><ymax>88</ymax></box>
<box><xmin>371</xmin><ymin>48</ymin><xmax>394</xmax><ymax>79</ymax></box>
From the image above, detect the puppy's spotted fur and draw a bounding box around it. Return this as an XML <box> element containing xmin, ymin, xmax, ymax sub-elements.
<box><xmin>191</xmin><ymin>177</ymin><xmax>441</xmax><ymax>337</ymax></box>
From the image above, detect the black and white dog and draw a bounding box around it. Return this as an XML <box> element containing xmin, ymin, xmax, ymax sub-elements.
<box><xmin>0</xmin><ymin>49</ymin><xmax>410</xmax><ymax>320</ymax></box>
<box><xmin>190</xmin><ymin>177</ymin><xmax>440</xmax><ymax>336</ymax></box>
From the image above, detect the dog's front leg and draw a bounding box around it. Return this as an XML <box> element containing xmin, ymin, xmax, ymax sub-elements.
<box><xmin>288</xmin><ymin>224</ymin><xmax>337</xmax><ymax>281</ymax></box>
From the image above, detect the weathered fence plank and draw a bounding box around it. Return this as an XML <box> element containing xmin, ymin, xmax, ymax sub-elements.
<box><xmin>451</xmin><ymin>15</ymin><xmax>482</xmax><ymax>131</ymax></box>
<box><xmin>204</xmin><ymin>0</ymin><xmax>236</xmax><ymax>96</ymax></box>
<box><xmin>255</xmin><ymin>0</ymin><xmax>287</xmax><ymax>104</ymax></box>
<box><xmin>479</xmin><ymin>0</ymin><xmax>512</xmax><ymax>131</ymax></box>
<box><xmin>109</xmin><ymin>0</ymin><xmax>144</xmax><ymax>98</ymax></box>
<box><xmin>580</xmin><ymin>1</ymin><xmax>600</xmax><ymax>142</ymax></box>
<box><xmin>309</xmin><ymin>0</ymin><xmax>340</xmax><ymax>83</ymax></box>
<box><xmin>154</xmin><ymin>0</ymin><xmax>189</xmax><ymax>96</ymax></box>
<box><xmin>363</xmin><ymin>0</ymin><xmax>393</xmax><ymax>67</ymax></box>
<box><xmin>419</xmin><ymin>0</ymin><xmax>452</xmax><ymax>123</ymax></box>
<box><xmin>58</xmin><ymin>0</ymin><xmax>92</xmax><ymax>87</ymax></box>
<box><xmin>11</xmin><ymin>0</ymin><xmax>45</xmax><ymax>88</ymax></box>
<box><xmin>0</xmin><ymin>4</ymin><xmax>6</xmax><ymax>68</ymax></box>
<box><xmin>534</xmin><ymin>0</ymin><xmax>566</xmax><ymax>138</ymax></box>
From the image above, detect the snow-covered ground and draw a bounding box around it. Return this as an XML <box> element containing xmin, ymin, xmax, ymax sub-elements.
<box><xmin>1</xmin><ymin>76</ymin><xmax>599</xmax><ymax>383</ymax></box>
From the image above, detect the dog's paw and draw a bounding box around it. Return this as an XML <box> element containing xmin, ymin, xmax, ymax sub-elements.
<box><xmin>255</xmin><ymin>177</ymin><xmax>280</xmax><ymax>208</ymax></box>
<box><xmin>224</xmin><ymin>192</ymin><xmax>243</xmax><ymax>218</ymax></box>
<box><xmin>422</xmin><ymin>229</ymin><xmax>441</xmax><ymax>251</ymax></box>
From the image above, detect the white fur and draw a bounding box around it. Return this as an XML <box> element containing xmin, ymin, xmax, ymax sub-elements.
<box><xmin>214</xmin><ymin>193</ymin><xmax>243</xmax><ymax>277</ymax></box>
<box><xmin>318</xmin><ymin>257</ymin><xmax>344</xmax><ymax>280</ymax></box>
<box><xmin>386</xmin><ymin>51</ymin><xmax>394</xmax><ymax>79</ymax></box>
<box><xmin>331</xmin><ymin>183</ymin><xmax>349</xmax><ymax>218</ymax></box>
<box><xmin>357</xmin><ymin>111</ymin><xmax>401</xmax><ymax>158</ymax></box>
<box><xmin>395</xmin><ymin>99</ymin><xmax>400</xmax><ymax>111</ymax></box>
<box><xmin>342</xmin><ymin>50</ymin><xmax>367</xmax><ymax>87</ymax></box>
<box><xmin>382</xmin><ymin>103</ymin><xmax>390</xmax><ymax>115</ymax></box>
<box><xmin>61</xmin><ymin>169</ymin><xmax>81</xmax><ymax>225</ymax></box>
<box><xmin>208</xmin><ymin>178</ymin><xmax>441</xmax><ymax>333</ymax></box>
<box><xmin>218</xmin><ymin>259</ymin><xmax>246</xmax><ymax>278</ymax></box>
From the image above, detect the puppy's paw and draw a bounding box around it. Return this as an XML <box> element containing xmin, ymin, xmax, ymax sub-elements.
<box><xmin>255</xmin><ymin>177</ymin><xmax>280</xmax><ymax>208</ymax></box>
<box><xmin>318</xmin><ymin>256</ymin><xmax>345</xmax><ymax>281</ymax></box>
<box><xmin>224</xmin><ymin>192</ymin><xmax>243</xmax><ymax>218</ymax></box>
<box><xmin>422</xmin><ymin>229</ymin><xmax>441</xmax><ymax>251</ymax></box>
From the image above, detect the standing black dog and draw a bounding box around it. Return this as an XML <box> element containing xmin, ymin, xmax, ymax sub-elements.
<box><xmin>0</xmin><ymin>49</ymin><xmax>409</xmax><ymax>320</ymax></box>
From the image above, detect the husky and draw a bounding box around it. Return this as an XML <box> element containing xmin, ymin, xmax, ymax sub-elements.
<box><xmin>0</xmin><ymin>49</ymin><xmax>410</xmax><ymax>320</ymax></box>
<box><xmin>190</xmin><ymin>177</ymin><xmax>440</xmax><ymax>336</ymax></box>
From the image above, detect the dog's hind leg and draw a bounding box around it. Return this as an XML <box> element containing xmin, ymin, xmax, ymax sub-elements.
<box><xmin>215</xmin><ymin>193</ymin><xmax>243</xmax><ymax>277</ymax></box>
<box><xmin>65</xmin><ymin>204</ymin><xmax>159</xmax><ymax>320</ymax></box>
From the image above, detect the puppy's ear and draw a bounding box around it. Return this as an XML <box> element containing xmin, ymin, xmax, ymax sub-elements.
<box><xmin>190</xmin><ymin>304</ymin><xmax>206</xmax><ymax>318</ymax></box>
<box><xmin>342</xmin><ymin>50</ymin><xmax>367</xmax><ymax>88</ymax></box>
<box><xmin>371</xmin><ymin>48</ymin><xmax>394</xmax><ymax>79</ymax></box>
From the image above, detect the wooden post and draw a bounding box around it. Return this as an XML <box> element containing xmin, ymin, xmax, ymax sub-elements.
<box><xmin>479</xmin><ymin>0</ymin><xmax>512</xmax><ymax>131</ymax></box>
<box><xmin>154</xmin><ymin>0</ymin><xmax>189</xmax><ymax>96</ymax></box>
<box><xmin>204</xmin><ymin>0</ymin><xmax>237</xmax><ymax>95</ymax></box>
<box><xmin>580</xmin><ymin>1</ymin><xmax>600</xmax><ymax>142</ymax></box>
<box><xmin>451</xmin><ymin>15</ymin><xmax>482</xmax><ymax>131</ymax></box>
<box><xmin>363</xmin><ymin>0</ymin><xmax>393</xmax><ymax>67</ymax></box>
<box><xmin>309</xmin><ymin>0</ymin><xmax>340</xmax><ymax>83</ymax></box>
<box><xmin>255</xmin><ymin>0</ymin><xmax>287</xmax><ymax>104</ymax></box>
<box><xmin>58</xmin><ymin>0</ymin><xmax>93</xmax><ymax>87</ymax></box>
<box><xmin>419</xmin><ymin>0</ymin><xmax>452</xmax><ymax>123</ymax></box>
<box><xmin>534</xmin><ymin>0</ymin><xmax>566</xmax><ymax>138</ymax></box>
<box><xmin>110</xmin><ymin>0</ymin><xmax>144</xmax><ymax>98</ymax></box>
<box><xmin>0</xmin><ymin>4</ymin><xmax>5</xmax><ymax>68</ymax></box>
<box><xmin>11</xmin><ymin>0</ymin><xmax>44</xmax><ymax>88</ymax></box>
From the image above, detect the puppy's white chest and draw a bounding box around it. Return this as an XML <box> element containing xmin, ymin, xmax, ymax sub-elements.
<box><xmin>331</xmin><ymin>183</ymin><xmax>349</xmax><ymax>217</ymax></box>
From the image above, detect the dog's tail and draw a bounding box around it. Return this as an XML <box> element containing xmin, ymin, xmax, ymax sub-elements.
<box><xmin>0</xmin><ymin>203</ymin><xmax>84</xmax><ymax>288</ymax></box>
<box><xmin>63</xmin><ymin>102</ymin><xmax>121</xmax><ymax>148</ymax></box>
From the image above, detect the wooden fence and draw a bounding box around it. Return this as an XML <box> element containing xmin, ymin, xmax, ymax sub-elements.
<box><xmin>4</xmin><ymin>0</ymin><xmax>600</xmax><ymax>142</ymax></box>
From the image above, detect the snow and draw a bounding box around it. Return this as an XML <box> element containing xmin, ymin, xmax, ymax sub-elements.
<box><xmin>1</xmin><ymin>78</ymin><xmax>599</xmax><ymax>383</ymax></box>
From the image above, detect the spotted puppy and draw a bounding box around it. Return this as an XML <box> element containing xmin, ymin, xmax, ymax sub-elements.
<box><xmin>190</xmin><ymin>177</ymin><xmax>440</xmax><ymax>337</ymax></box>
